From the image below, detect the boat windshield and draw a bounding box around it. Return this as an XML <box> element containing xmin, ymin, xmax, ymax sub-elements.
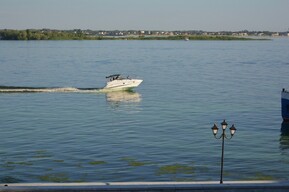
<box><xmin>106</xmin><ymin>74</ymin><xmax>127</xmax><ymax>81</ymax></box>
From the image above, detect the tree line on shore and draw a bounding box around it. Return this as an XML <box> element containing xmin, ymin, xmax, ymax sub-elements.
<box><xmin>0</xmin><ymin>29</ymin><xmax>258</xmax><ymax>40</ymax></box>
<box><xmin>0</xmin><ymin>29</ymin><xmax>96</xmax><ymax>40</ymax></box>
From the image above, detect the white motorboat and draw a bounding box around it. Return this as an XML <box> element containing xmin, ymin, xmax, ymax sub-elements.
<box><xmin>103</xmin><ymin>74</ymin><xmax>143</xmax><ymax>91</ymax></box>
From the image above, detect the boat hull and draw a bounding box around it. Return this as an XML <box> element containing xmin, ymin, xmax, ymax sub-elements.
<box><xmin>282</xmin><ymin>89</ymin><xmax>289</xmax><ymax>122</ymax></box>
<box><xmin>103</xmin><ymin>79</ymin><xmax>143</xmax><ymax>91</ymax></box>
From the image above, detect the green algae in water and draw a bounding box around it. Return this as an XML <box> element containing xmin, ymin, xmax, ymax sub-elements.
<box><xmin>157</xmin><ymin>164</ymin><xmax>195</xmax><ymax>175</ymax></box>
<box><xmin>121</xmin><ymin>157</ymin><xmax>149</xmax><ymax>167</ymax></box>
<box><xmin>38</xmin><ymin>173</ymin><xmax>69</xmax><ymax>182</ymax></box>
<box><xmin>248</xmin><ymin>172</ymin><xmax>275</xmax><ymax>180</ymax></box>
<box><xmin>3</xmin><ymin>161</ymin><xmax>33</xmax><ymax>170</ymax></box>
<box><xmin>6</xmin><ymin>161</ymin><xmax>33</xmax><ymax>166</ymax></box>
<box><xmin>53</xmin><ymin>159</ymin><xmax>64</xmax><ymax>163</ymax></box>
<box><xmin>89</xmin><ymin>161</ymin><xmax>107</xmax><ymax>165</ymax></box>
<box><xmin>33</xmin><ymin>150</ymin><xmax>52</xmax><ymax>158</ymax></box>
<box><xmin>35</xmin><ymin>150</ymin><xmax>47</xmax><ymax>154</ymax></box>
<box><xmin>129</xmin><ymin>161</ymin><xmax>146</xmax><ymax>166</ymax></box>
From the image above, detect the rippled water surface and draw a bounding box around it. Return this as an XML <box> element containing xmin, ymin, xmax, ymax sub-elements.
<box><xmin>0</xmin><ymin>39</ymin><xmax>289</xmax><ymax>183</ymax></box>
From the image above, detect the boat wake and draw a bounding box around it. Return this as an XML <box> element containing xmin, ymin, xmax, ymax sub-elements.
<box><xmin>0</xmin><ymin>75</ymin><xmax>143</xmax><ymax>94</ymax></box>
<box><xmin>0</xmin><ymin>86</ymin><xmax>102</xmax><ymax>93</ymax></box>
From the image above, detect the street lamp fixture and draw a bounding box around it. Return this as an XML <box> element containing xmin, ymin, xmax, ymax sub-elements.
<box><xmin>211</xmin><ymin>119</ymin><xmax>236</xmax><ymax>184</ymax></box>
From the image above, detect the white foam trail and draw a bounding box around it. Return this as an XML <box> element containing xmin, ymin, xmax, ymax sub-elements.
<box><xmin>0</xmin><ymin>87</ymin><xmax>101</xmax><ymax>93</ymax></box>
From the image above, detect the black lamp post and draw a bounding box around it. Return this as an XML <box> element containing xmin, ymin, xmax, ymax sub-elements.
<box><xmin>211</xmin><ymin>120</ymin><xmax>236</xmax><ymax>184</ymax></box>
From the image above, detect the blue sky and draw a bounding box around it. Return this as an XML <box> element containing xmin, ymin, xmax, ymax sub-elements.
<box><xmin>0</xmin><ymin>0</ymin><xmax>288</xmax><ymax>31</ymax></box>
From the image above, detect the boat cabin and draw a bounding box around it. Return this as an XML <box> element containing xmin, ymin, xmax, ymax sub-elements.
<box><xmin>106</xmin><ymin>74</ymin><xmax>128</xmax><ymax>81</ymax></box>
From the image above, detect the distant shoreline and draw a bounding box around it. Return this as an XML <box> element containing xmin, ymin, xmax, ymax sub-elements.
<box><xmin>0</xmin><ymin>29</ymin><xmax>269</xmax><ymax>41</ymax></box>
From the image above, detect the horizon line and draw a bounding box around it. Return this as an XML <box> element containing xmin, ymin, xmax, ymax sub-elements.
<box><xmin>1</xmin><ymin>28</ymin><xmax>288</xmax><ymax>33</ymax></box>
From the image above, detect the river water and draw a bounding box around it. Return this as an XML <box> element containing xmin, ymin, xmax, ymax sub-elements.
<box><xmin>0</xmin><ymin>39</ymin><xmax>289</xmax><ymax>183</ymax></box>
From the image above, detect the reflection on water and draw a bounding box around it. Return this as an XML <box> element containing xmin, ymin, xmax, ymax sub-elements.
<box><xmin>280</xmin><ymin>121</ymin><xmax>289</xmax><ymax>151</ymax></box>
<box><xmin>105</xmin><ymin>91</ymin><xmax>141</xmax><ymax>109</ymax></box>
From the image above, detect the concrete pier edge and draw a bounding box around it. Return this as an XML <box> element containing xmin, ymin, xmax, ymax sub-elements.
<box><xmin>1</xmin><ymin>180</ymin><xmax>289</xmax><ymax>192</ymax></box>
